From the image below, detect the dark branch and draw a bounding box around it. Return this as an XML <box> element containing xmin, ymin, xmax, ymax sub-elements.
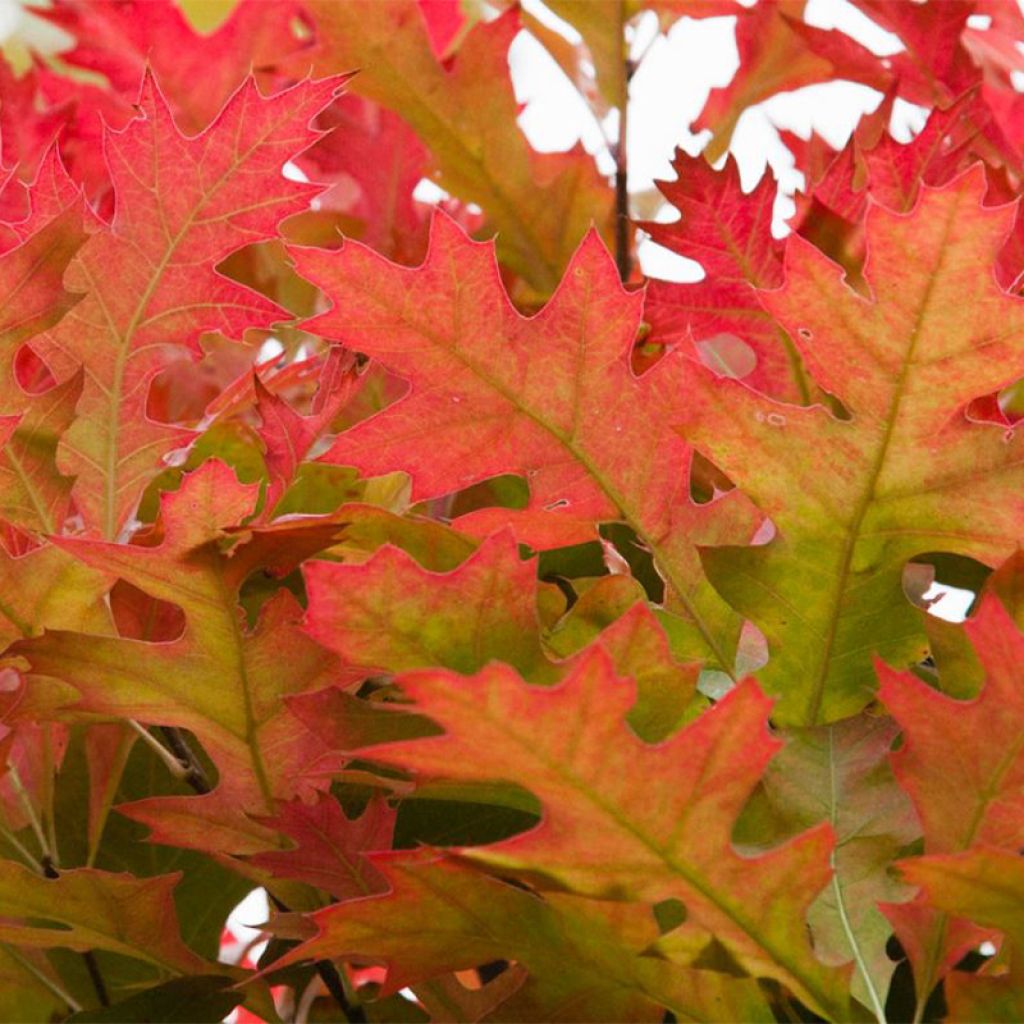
<box><xmin>158</xmin><ymin>726</ymin><xmax>212</xmax><ymax>794</ymax></box>
<box><xmin>268</xmin><ymin>894</ymin><xmax>366</xmax><ymax>1022</ymax></box>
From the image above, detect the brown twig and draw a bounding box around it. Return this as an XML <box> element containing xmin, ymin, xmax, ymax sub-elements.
<box><xmin>152</xmin><ymin>729</ymin><xmax>364</xmax><ymax>1022</ymax></box>
<box><xmin>614</xmin><ymin>5</ymin><xmax>636</xmax><ymax>283</ymax></box>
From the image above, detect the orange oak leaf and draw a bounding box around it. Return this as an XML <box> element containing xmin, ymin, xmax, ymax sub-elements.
<box><xmin>0</xmin><ymin>862</ymin><xmax>207</xmax><ymax>975</ymax></box>
<box><xmin>304</xmin><ymin>531</ymin><xmax>556</xmax><ymax>682</ymax></box>
<box><xmin>876</xmin><ymin>585</ymin><xmax>1024</xmax><ymax>1014</ymax></box>
<box><xmin>348</xmin><ymin>653</ymin><xmax>851</xmax><ymax>1019</ymax></box>
<box><xmin>898</xmin><ymin>848</ymin><xmax>1024</xmax><ymax>1022</ymax></box>
<box><xmin>677</xmin><ymin>168</ymin><xmax>1024</xmax><ymax>723</ymax></box>
<box><xmin>293</xmin><ymin>214</ymin><xmax>757</xmax><ymax>669</ymax></box>
<box><xmin>0</xmin><ymin>204</ymin><xmax>87</xmax><ymax>533</ymax></box>
<box><xmin>10</xmin><ymin>462</ymin><xmax>341</xmax><ymax>855</ymax></box>
<box><xmin>275</xmin><ymin>851</ymin><xmax>774</xmax><ymax>1023</ymax></box>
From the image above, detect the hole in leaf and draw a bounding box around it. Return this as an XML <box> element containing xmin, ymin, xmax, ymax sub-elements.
<box><xmin>653</xmin><ymin>898</ymin><xmax>687</xmax><ymax>934</ymax></box>
<box><xmin>820</xmin><ymin>390</ymin><xmax>852</xmax><ymax>421</ymax></box>
<box><xmin>447</xmin><ymin>474</ymin><xmax>529</xmax><ymax>518</ymax></box>
<box><xmin>600</xmin><ymin>523</ymin><xmax>663</xmax><ymax>603</ymax></box>
<box><xmin>477</xmin><ymin>960</ymin><xmax>509</xmax><ymax>984</ymax></box>
<box><xmin>537</xmin><ymin>541</ymin><xmax>606</xmax><ymax>582</ymax></box>
<box><xmin>13</xmin><ymin>344</ymin><xmax>56</xmax><ymax>394</ymax></box>
<box><xmin>240</xmin><ymin>566</ymin><xmax>307</xmax><ymax>625</ymax></box>
<box><xmin>695</xmin><ymin>332</ymin><xmax>757</xmax><ymax>380</ymax></box>
<box><xmin>904</xmin><ymin>553</ymin><xmax>989</xmax><ymax>622</ymax></box>
<box><xmin>110</xmin><ymin>581</ymin><xmax>186</xmax><ymax>641</ymax></box>
<box><xmin>689</xmin><ymin>450</ymin><xmax>735</xmax><ymax>504</ymax></box>
<box><xmin>217</xmin><ymin>240</ymin><xmax>321</xmax><ymax>319</ymax></box>
<box><xmin>691</xmin><ymin>937</ymin><xmax>747</xmax><ymax>976</ymax></box>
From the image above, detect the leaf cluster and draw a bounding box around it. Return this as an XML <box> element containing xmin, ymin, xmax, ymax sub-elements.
<box><xmin>0</xmin><ymin>2</ymin><xmax>1022</xmax><ymax>1022</ymax></box>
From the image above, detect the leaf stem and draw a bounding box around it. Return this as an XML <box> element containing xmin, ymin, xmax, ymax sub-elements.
<box><xmin>145</xmin><ymin>731</ymin><xmax>362</xmax><ymax>1021</ymax></box>
<box><xmin>0</xmin><ymin>821</ymin><xmax>44</xmax><ymax>874</ymax></box>
<box><xmin>268</xmin><ymin>893</ymin><xmax>367</xmax><ymax>1023</ymax></box>
<box><xmin>7</xmin><ymin>810</ymin><xmax>112</xmax><ymax>1009</ymax></box>
<box><xmin>7</xmin><ymin>766</ymin><xmax>54</xmax><ymax>867</ymax></box>
<box><xmin>157</xmin><ymin>726</ymin><xmax>213</xmax><ymax>794</ymax></box>
<box><xmin>828</xmin><ymin>729</ymin><xmax>887</xmax><ymax>1024</ymax></box>
<box><xmin>128</xmin><ymin>720</ymin><xmax>190</xmax><ymax>781</ymax></box>
<box><xmin>1</xmin><ymin>943</ymin><xmax>82</xmax><ymax>1013</ymax></box>
<box><xmin>40</xmin><ymin>731</ymin><xmax>59</xmax><ymax>873</ymax></box>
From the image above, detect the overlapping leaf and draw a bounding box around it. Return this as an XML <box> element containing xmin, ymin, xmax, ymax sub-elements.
<box><xmin>303</xmin><ymin>2</ymin><xmax>613</xmax><ymax>294</ymax></box>
<box><xmin>0</xmin><ymin>204</ymin><xmax>87</xmax><ymax>533</ymax></box>
<box><xmin>32</xmin><ymin>73</ymin><xmax>341</xmax><ymax>539</ymax></box>
<box><xmin>0</xmin><ymin>862</ymin><xmax>206</xmax><ymax>974</ymax></box>
<box><xmin>276</xmin><ymin>852</ymin><xmax>773</xmax><ymax>1023</ymax></box>
<box><xmin>10</xmin><ymin>462</ymin><xmax>340</xmax><ymax>854</ymax></box>
<box><xmin>738</xmin><ymin>714</ymin><xmax>916</xmax><ymax>1017</ymax></box>
<box><xmin>294</xmin><ymin>215</ymin><xmax>756</xmax><ymax>668</ymax></box>
<box><xmin>875</xmin><ymin>577</ymin><xmax>1024</xmax><ymax>1015</ymax></box>
<box><xmin>679</xmin><ymin>169</ymin><xmax>1024</xmax><ymax>723</ymax></box>
<box><xmin>347</xmin><ymin>653</ymin><xmax>852</xmax><ymax>1018</ymax></box>
<box><xmin>642</xmin><ymin>152</ymin><xmax>812</xmax><ymax>401</ymax></box>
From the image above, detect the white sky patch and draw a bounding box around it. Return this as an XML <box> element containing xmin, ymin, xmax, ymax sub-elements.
<box><xmin>413</xmin><ymin>177</ymin><xmax>451</xmax><ymax>204</ymax></box>
<box><xmin>922</xmin><ymin>582</ymin><xmax>976</xmax><ymax>624</ymax></box>
<box><xmin>222</xmin><ymin>886</ymin><xmax>270</xmax><ymax>965</ymax></box>
<box><xmin>282</xmin><ymin>159</ymin><xmax>310</xmax><ymax>183</ymax></box>
<box><xmin>258</xmin><ymin>337</ymin><xmax>285</xmax><ymax>363</ymax></box>
<box><xmin>506</xmin><ymin>0</ymin><xmax>931</xmax><ymax>277</ymax></box>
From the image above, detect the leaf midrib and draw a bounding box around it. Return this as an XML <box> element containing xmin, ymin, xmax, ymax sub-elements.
<box><xmin>348</xmin><ymin>255</ymin><xmax>734</xmax><ymax>672</ymax></box>
<box><xmin>74</xmin><ymin>93</ymin><xmax>304</xmax><ymax>540</ymax></box>
<box><xmin>447</xmin><ymin>684</ymin><xmax>846</xmax><ymax>1021</ymax></box>
<box><xmin>804</xmin><ymin>196</ymin><xmax>960</xmax><ymax>724</ymax></box>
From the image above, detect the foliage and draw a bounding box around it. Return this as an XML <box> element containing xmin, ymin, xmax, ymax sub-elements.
<box><xmin>0</xmin><ymin>0</ymin><xmax>1022</xmax><ymax>1021</ymax></box>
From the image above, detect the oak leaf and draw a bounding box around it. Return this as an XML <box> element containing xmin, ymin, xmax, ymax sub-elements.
<box><xmin>680</xmin><ymin>169</ymin><xmax>1024</xmax><ymax>723</ymax></box>
<box><xmin>10</xmin><ymin>462</ymin><xmax>340</xmax><ymax>854</ymax></box>
<box><xmin>293</xmin><ymin>215</ymin><xmax>756</xmax><ymax>669</ymax></box>
<box><xmin>34</xmin><ymin>73</ymin><xmax>342</xmax><ymax>539</ymax></box>
<box><xmin>303</xmin><ymin>3</ymin><xmax>613</xmax><ymax>294</ymax></box>
<box><xmin>349</xmin><ymin>652</ymin><xmax>851</xmax><ymax>1018</ymax></box>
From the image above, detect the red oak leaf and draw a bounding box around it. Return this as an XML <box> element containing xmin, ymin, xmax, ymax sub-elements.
<box><xmin>250</xmin><ymin>793</ymin><xmax>395</xmax><ymax>900</ymax></box>
<box><xmin>44</xmin><ymin>0</ymin><xmax>314</xmax><ymax>134</ymax></box>
<box><xmin>292</xmin><ymin>214</ymin><xmax>757</xmax><ymax>669</ymax></box>
<box><xmin>343</xmin><ymin>653</ymin><xmax>851</xmax><ymax>1019</ymax></box>
<box><xmin>32</xmin><ymin>72</ymin><xmax>343</xmax><ymax>539</ymax></box>
<box><xmin>876</xmin><ymin>584</ymin><xmax>1024</xmax><ymax>1012</ymax></box>
<box><xmin>642</xmin><ymin>152</ymin><xmax>809</xmax><ymax>400</ymax></box>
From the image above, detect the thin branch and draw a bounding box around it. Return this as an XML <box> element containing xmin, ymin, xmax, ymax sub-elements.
<box><xmin>145</xmin><ymin>731</ymin><xmax>363</xmax><ymax>1021</ymax></box>
<box><xmin>82</xmin><ymin>950</ymin><xmax>110</xmax><ymax>1008</ymax></box>
<box><xmin>613</xmin><ymin>4</ymin><xmax>636</xmax><ymax>284</ymax></box>
<box><xmin>269</xmin><ymin>894</ymin><xmax>367</xmax><ymax>1023</ymax></box>
<box><xmin>3</xmin><ymin>791</ymin><xmax>111</xmax><ymax>1009</ymax></box>
<box><xmin>157</xmin><ymin>726</ymin><xmax>212</xmax><ymax>794</ymax></box>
